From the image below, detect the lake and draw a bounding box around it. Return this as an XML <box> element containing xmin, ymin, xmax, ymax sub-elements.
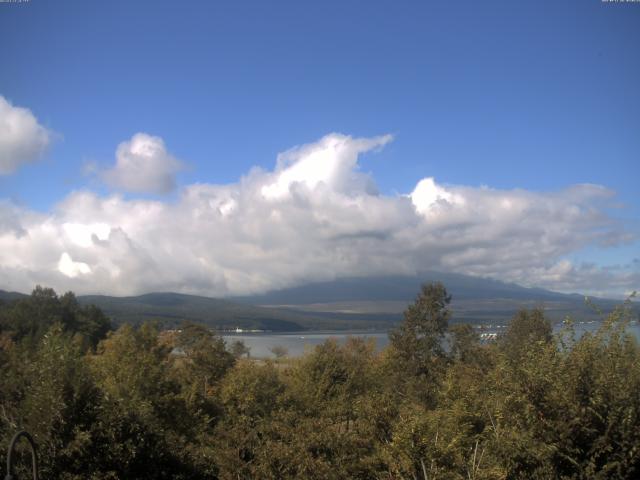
<box><xmin>223</xmin><ymin>331</ymin><xmax>390</xmax><ymax>358</ymax></box>
<box><xmin>223</xmin><ymin>320</ymin><xmax>640</xmax><ymax>359</ymax></box>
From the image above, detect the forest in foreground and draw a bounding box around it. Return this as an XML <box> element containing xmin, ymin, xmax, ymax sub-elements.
<box><xmin>0</xmin><ymin>284</ymin><xmax>639</xmax><ymax>479</ymax></box>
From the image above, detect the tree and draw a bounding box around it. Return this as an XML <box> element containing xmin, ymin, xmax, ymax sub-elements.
<box><xmin>499</xmin><ymin>308</ymin><xmax>552</xmax><ymax>361</ymax></box>
<box><xmin>7</xmin><ymin>324</ymin><xmax>102</xmax><ymax>479</ymax></box>
<box><xmin>449</xmin><ymin>323</ymin><xmax>480</xmax><ymax>364</ymax></box>
<box><xmin>0</xmin><ymin>287</ymin><xmax>111</xmax><ymax>350</ymax></box>
<box><xmin>213</xmin><ymin>360</ymin><xmax>286</xmax><ymax>479</ymax></box>
<box><xmin>270</xmin><ymin>345</ymin><xmax>288</xmax><ymax>359</ymax></box>
<box><xmin>89</xmin><ymin>322</ymin><xmax>197</xmax><ymax>479</ymax></box>
<box><xmin>387</xmin><ymin>282</ymin><xmax>451</xmax><ymax>403</ymax></box>
<box><xmin>175</xmin><ymin>322</ymin><xmax>235</xmax><ymax>397</ymax></box>
<box><xmin>230</xmin><ymin>339</ymin><xmax>251</xmax><ymax>358</ymax></box>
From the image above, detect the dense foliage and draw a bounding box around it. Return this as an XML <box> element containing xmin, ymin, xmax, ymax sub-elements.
<box><xmin>1</xmin><ymin>284</ymin><xmax>638</xmax><ymax>479</ymax></box>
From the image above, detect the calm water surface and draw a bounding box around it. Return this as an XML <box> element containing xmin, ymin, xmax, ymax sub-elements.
<box><xmin>223</xmin><ymin>322</ymin><xmax>640</xmax><ymax>359</ymax></box>
<box><xmin>223</xmin><ymin>331</ymin><xmax>390</xmax><ymax>358</ymax></box>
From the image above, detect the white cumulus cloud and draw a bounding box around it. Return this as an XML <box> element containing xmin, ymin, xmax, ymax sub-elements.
<box><xmin>0</xmin><ymin>95</ymin><xmax>51</xmax><ymax>175</ymax></box>
<box><xmin>261</xmin><ymin>133</ymin><xmax>392</xmax><ymax>199</ymax></box>
<box><xmin>58</xmin><ymin>252</ymin><xmax>91</xmax><ymax>278</ymax></box>
<box><xmin>103</xmin><ymin>133</ymin><xmax>183</xmax><ymax>194</ymax></box>
<box><xmin>0</xmin><ymin>132</ymin><xmax>636</xmax><ymax>298</ymax></box>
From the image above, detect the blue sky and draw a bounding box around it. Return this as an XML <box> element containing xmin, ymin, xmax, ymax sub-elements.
<box><xmin>0</xmin><ymin>0</ymin><xmax>638</xmax><ymax>297</ymax></box>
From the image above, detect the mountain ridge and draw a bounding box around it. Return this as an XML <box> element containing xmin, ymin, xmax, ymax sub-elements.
<box><xmin>232</xmin><ymin>271</ymin><xmax>588</xmax><ymax>305</ymax></box>
<box><xmin>1</xmin><ymin>272</ymin><xmax>630</xmax><ymax>331</ymax></box>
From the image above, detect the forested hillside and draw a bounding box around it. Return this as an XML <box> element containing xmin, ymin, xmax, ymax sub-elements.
<box><xmin>3</xmin><ymin>272</ymin><xmax>626</xmax><ymax>332</ymax></box>
<box><xmin>1</xmin><ymin>285</ymin><xmax>639</xmax><ymax>479</ymax></box>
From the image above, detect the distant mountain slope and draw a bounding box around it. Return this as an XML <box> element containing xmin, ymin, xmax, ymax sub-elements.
<box><xmin>0</xmin><ymin>288</ymin><xmax>394</xmax><ymax>331</ymax></box>
<box><xmin>1</xmin><ymin>272</ymin><xmax>632</xmax><ymax>331</ymax></box>
<box><xmin>0</xmin><ymin>290</ymin><xmax>27</xmax><ymax>303</ymax></box>
<box><xmin>234</xmin><ymin>272</ymin><xmax>581</xmax><ymax>305</ymax></box>
<box><xmin>234</xmin><ymin>272</ymin><xmax>626</xmax><ymax>324</ymax></box>
<box><xmin>76</xmin><ymin>292</ymin><xmax>393</xmax><ymax>331</ymax></box>
<box><xmin>77</xmin><ymin>292</ymin><xmax>306</xmax><ymax>331</ymax></box>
